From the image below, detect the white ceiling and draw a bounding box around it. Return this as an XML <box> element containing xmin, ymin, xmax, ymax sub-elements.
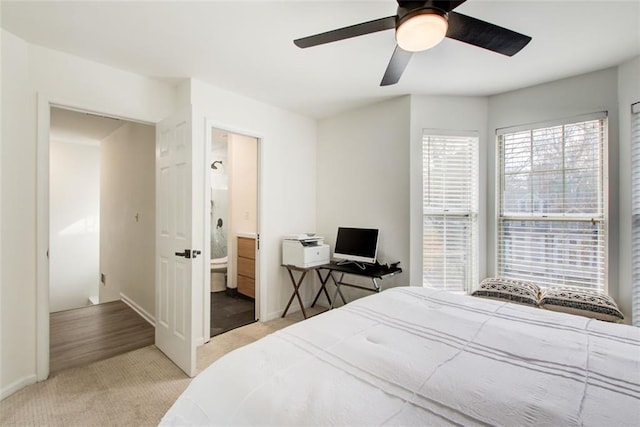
<box><xmin>50</xmin><ymin>107</ymin><xmax>124</xmax><ymax>145</ymax></box>
<box><xmin>2</xmin><ymin>1</ymin><xmax>639</xmax><ymax>119</ymax></box>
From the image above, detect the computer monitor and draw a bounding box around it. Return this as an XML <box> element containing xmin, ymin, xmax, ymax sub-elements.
<box><xmin>333</xmin><ymin>227</ymin><xmax>379</xmax><ymax>264</ymax></box>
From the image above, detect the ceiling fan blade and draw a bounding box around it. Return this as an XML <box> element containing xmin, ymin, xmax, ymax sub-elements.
<box><xmin>446</xmin><ymin>11</ymin><xmax>531</xmax><ymax>56</ymax></box>
<box><xmin>294</xmin><ymin>16</ymin><xmax>397</xmax><ymax>48</ymax></box>
<box><xmin>380</xmin><ymin>45</ymin><xmax>413</xmax><ymax>86</ymax></box>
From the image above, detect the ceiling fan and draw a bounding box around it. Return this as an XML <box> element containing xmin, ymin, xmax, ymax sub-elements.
<box><xmin>293</xmin><ymin>0</ymin><xmax>532</xmax><ymax>86</ymax></box>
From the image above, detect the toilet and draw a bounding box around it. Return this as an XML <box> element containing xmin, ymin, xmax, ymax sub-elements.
<box><xmin>210</xmin><ymin>256</ymin><xmax>228</xmax><ymax>292</ymax></box>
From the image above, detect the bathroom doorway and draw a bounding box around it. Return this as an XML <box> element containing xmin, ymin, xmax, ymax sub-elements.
<box><xmin>208</xmin><ymin>128</ymin><xmax>259</xmax><ymax>337</ymax></box>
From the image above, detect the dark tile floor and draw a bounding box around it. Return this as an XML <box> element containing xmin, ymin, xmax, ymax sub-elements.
<box><xmin>210</xmin><ymin>291</ymin><xmax>256</xmax><ymax>337</ymax></box>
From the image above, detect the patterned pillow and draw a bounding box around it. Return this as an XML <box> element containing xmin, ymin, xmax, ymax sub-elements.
<box><xmin>472</xmin><ymin>277</ymin><xmax>541</xmax><ymax>307</ymax></box>
<box><xmin>539</xmin><ymin>287</ymin><xmax>624</xmax><ymax>322</ymax></box>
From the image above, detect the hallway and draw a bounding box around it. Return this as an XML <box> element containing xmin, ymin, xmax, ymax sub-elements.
<box><xmin>50</xmin><ymin>301</ymin><xmax>154</xmax><ymax>375</ymax></box>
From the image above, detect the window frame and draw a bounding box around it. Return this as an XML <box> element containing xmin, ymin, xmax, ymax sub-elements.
<box><xmin>422</xmin><ymin>129</ymin><xmax>479</xmax><ymax>293</ymax></box>
<box><xmin>631</xmin><ymin>102</ymin><xmax>640</xmax><ymax>325</ymax></box>
<box><xmin>495</xmin><ymin>112</ymin><xmax>609</xmax><ymax>293</ymax></box>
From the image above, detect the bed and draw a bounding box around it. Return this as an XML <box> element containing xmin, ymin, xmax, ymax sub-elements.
<box><xmin>161</xmin><ymin>286</ymin><xmax>640</xmax><ymax>426</ymax></box>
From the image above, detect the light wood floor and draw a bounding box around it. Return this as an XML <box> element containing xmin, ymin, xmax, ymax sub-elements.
<box><xmin>50</xmin><ymin>300</ymin><xmax>154</xmax><ymax>375</ymax></box>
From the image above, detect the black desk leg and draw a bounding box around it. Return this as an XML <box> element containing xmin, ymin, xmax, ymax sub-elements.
<box><xmin>282</xmin><ymin>268</ymin><xmax>308</xmax><ymax>319</ymax></box>
<box><xmin>329</xmin><ymin>272</ymin><xmax>348</xmax><ymax>309</ymax></box>
<box><xmin>311</xmin><ymin>269</ymin><xmax>332</xmax><ymax>307</ymax></box>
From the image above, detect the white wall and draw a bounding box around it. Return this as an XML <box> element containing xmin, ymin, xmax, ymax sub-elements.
<box><xmin>100</xmin><ymin>122</ymin><xmax>156</xmax><ymax>320</ymax></box>
<box><xmin>409</xmin><ymin>95</ymin><xmax>489</xmax><ymax>285</ymax></box>
<box><xmin>227</xmin><ymin>133</ymin><xmax>258</xmax><ymax>289</ymax></box>
<box><xmin>50</xmin><ymin>140</ymin><xmax>101</xmax><ymax>312</ymax></box>
<box><xmin>29</xmin><ymin>44</ymin><xmax>175</xmax><ymax>123</ymax></box>
<box><xmin>1</xmin><ymin>29</ymin><xmax>176</xmax><ymax>399</ymax></box>
<box><xmin>230</xmin><ymin>134</ymin><xmax>258</xmax><ymax>237</ymax></box>
<box><xmin>189</xmin><ymin>79</ymin><xmax>317</xmax><ymax>322</ymax></box>
<box><xmin>487</xmin><ymin>67</ymin><xmax>623</xmax><ymax>315</ymax></box>
<box><xmin>317</xmin><ymin>96</ymin><xmax>411</xmax><ymax>302</ymax></box>
<box><xmin>1</xmin><ymin>30</ymin><xmax>37</xmax><ymax>399</ymax></box>
<box><xmin>0</xmin><ymin>7</ymin><xmax>3</xmax><ymax>404</ymax></box>
<box><xmin>616</xmin><ymin>56</ymin><xmax>640</xmax><ymax>325</ymax></box>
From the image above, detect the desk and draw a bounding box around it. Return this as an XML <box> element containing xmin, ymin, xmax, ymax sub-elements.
<box><xmin>281</xmin><ymin>265</ymin><xmax>333</xmax><ymax>319</ymax></box>
<box><xmin>313</xmin><ymin>261</ymin><xmax>402</xmax><ymax>309</ymax></box>
<box><xmin>282</xmin><ymin>261</ymin><xmax>402</xmax><ymax>319</ymax></box>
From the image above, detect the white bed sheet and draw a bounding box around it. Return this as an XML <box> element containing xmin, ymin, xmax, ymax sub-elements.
<box><xmin>161</xmin><ymin>286</ymin><xmax>640</xmax><ymax>426</ymax></box>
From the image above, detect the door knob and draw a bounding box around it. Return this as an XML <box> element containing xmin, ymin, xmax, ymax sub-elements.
<box><xmin>175</xmin><ymin>249</ymin><xmax>192</xmax><ymax>258</ymax></box>
<box><xmin>175</xmin><ymin>249</ymin><xmax>201</xmax><ymax>259</ymax></box>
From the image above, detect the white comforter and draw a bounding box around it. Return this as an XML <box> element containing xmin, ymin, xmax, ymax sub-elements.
<box><xmin>161</xmin><ymin>287</ymin><xmax>640</xmax><ymax>426</ymax></box>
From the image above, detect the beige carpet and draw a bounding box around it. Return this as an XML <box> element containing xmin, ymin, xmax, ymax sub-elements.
<box><xmin>0</xmin><ymin>308</ymin><xmax>324</xmax><ymax>426</ymax></box>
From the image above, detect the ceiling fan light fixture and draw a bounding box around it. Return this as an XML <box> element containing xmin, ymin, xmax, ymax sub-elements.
<box><xmin>395</xmin><ymin>9</ymin><xmax>448</xmax><ymax>52</ymax></box>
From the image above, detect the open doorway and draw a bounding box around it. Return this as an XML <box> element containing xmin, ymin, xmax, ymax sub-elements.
<box><xmin>208</xmin><ymin>128</ymin><xmax>259</xmax><ymax>337</ymax></box>
<box><xmin>48</xmin><ymin>106</ymin><xmax>155</xmax><ymax>373</ymax></box>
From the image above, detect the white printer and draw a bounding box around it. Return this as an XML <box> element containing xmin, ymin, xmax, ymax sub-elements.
<box><xmin>282</xmin><ymin>234</ymin><xmax>330</xmax><ymax>268</ymax></box>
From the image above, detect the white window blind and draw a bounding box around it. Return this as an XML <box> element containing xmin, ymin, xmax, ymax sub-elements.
<box><xmin>497</xmin><ymin>113</ymin><xmax>607</xmax><ymax>292</ymax></box>
<box><xmin>423</xmin><ymin>131</ymin><xmax>478</xmax><ymax>292</ymax></box>
<box><xmin>631</xmin><ymin>102</ymin><xmax>640</xmax><ymax>326</ymax></box>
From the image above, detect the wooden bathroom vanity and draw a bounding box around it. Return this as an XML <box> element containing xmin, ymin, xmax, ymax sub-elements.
<box><xmin>236</xmin><ymin>236</ymin><xmax>255</xmax><ymax>298</ymax></box>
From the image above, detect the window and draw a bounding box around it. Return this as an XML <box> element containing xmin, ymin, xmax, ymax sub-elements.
<box><xmin>632</xmin><ymin>102</ymin><xmax>640</xmax><ymax>326</ymax></box>
<box><xmin>497</xmin><ymin>113</ymin><xmax>607</xmax><ymax>292</ymax></box>
<box><xmin>423</xmin><ymin>131</ymin><xmax>478</xmax><ymax>292</ymax></box>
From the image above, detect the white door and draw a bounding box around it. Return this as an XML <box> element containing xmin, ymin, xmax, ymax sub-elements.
<box><xmin>155</xmin><ymin>106</ymin><xmax>199</xmax><ymax>377</ymax></box>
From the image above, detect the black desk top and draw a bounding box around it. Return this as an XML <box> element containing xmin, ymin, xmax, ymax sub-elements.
<box><xmin>319</xmin><ymin>261</ymin><xmax>402</xmax><ymax>279</ymax></box>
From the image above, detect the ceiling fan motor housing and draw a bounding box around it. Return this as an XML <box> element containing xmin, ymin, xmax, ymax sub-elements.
<box><xmin>397</xmin><ymin>1</ymin><xmax>448</xmax><ymax>23</ymax></box>
<box><xmin>396</xmin><ymin>2</ymin><xmax>449</xmax><ymax>52</ymax></box>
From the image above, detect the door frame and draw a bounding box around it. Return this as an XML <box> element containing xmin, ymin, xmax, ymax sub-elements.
<box><xmin>204</xmin><ymin>119</ymin><xmax>264</xmax><ymax>341</ymax></box>
<box><xmin>35</xmin><ymin>93</ymin><xmax>157</xmax><ymax>381</ymax></box>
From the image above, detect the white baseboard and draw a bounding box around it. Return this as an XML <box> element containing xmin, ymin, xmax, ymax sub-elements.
<box><xmin>120</xmin><ymin>293</ymin><xmax>155</xmax><ymax>327</ymax></box>
<box><xmin>1</xmin><ymin>374</ymin><xmax>37</xmax><ymax>401</ymax></box>
<box><xmin>265</xmin><ymin>309</ymin><xmax>282</xmax><ymax>322</ymax></box>
<box><xmin>266</xmin><ymin>297</ymin><xmax>316</xmax><ymax>322</ymax></box>
<box><xmin>118</xmin><ymin>294</ymin><xmax>208</xmax><ymax>346</ymax></box>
